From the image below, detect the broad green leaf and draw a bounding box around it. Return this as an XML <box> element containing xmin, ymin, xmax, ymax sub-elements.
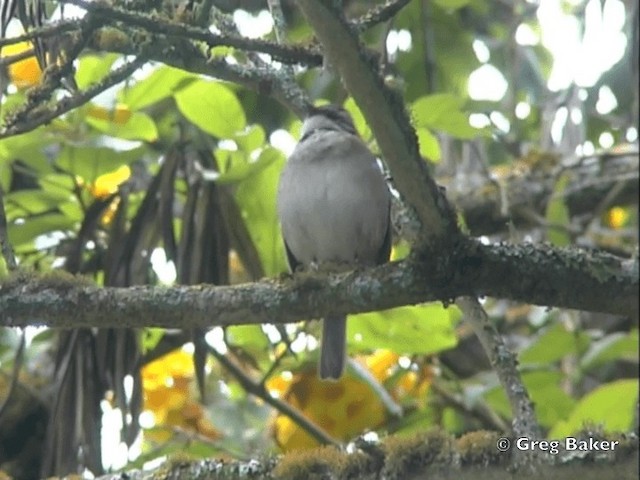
<box><xmin>56</xmin><ymin>145</ymin><xmax>143</xmax><ymax>181</ymax></box>
<box><xmin>416</xmin><ymin>127</ymin><xmax>441</xmax><ymax>161</ymax></box>
<box><xmin>413</xmin><ymin>93</ymin><xmax>480</xmax><ymax>139</ymax></box>
<box><xmin>0</xmin><ymin>128</ymin><xmax>50</xmax><ymax>171</ymax></box>
<box><xmin>234</xmin><ymin>124</ymin><xmax>266</xmax><ymax>153</ymax></box>
<box><xmin>234</xmin><ymin>152</ymin><xmax>286</xmax><ymax>276</ymax></box>
<box><xmin>349</xmin><ymin>303</ymin><xmax>459</xmax><ymax>354</ymax></box>
<box><xmin>215</xmin><ymin>146</ymin><xmax>280</xmax><ymax>185</ymax></box>
<box><xmin>549</xmin><ymin>379</ymin><xmax>639</xmax><ymax>438</ymax></box>
<box><xmin>520</xmin><ymin>322</ymin><xmax>590</xmax><ymax>365</ymax></box>
<box><xmin>227</xmin><ymin>325</ymin><xmax>270</xmax><ymax>357</ymax></box>
<box><xmin>8</xmin><ymin>213</ymin><xmax>76</xmax><ymax>248</ymax></box>
<box><xmin>484</xmin><ymin>371</ymin><xmax>576</xmax><ymax>429</ymax></box>
<box><xmin>38</xmin><ymin>173</ymin><xmax>80</xmax><ymax>197</ymax></box>
<box><xmin>546</xmin><ymin>173</ymin><xmax>571</xmax><ymax>246</ymax></box>
<box><xmin>75</xmin><ymin>54</ymin><xmax>120</xmax><ymax>89</ymax></box>
<box><xmin>4</xmin><ymin>190</ymin><xmax>75</xmax><ymax>218</ymax></box>
<box><xmin>174</xmin><ymin>79</ymin><xmax>246</xmax><ymax>138</ymax></box>
<box><xmin>119</xmin><ymin>66</ymin><xmax>194</xmax><ymax>110</ymax></box>
<box><xmin>580</xmin><ymin>330</ymin><xmax>639</xmax><ymax>371</ymax></box>
<box><xmin>86</xmin><ymin>111</ymin><xmax>158</xmax><ymax>142</ymax></box>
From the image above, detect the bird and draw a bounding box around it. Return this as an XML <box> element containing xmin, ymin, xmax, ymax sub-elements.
<box><xmin>277</xmin><ymin>104</ymin><xmax>392</xmax><ymax>379</ymax></box>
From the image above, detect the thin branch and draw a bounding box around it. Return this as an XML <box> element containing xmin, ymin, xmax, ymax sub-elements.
<box><xmin>0</xmin><ymin>56</ymin><xmax>146</xmax><ymax>138</ymax></box>
<box><xmin>0</xmin><ymin>19</ymin><xmax>79</xmax><ymax>48</ymax></box>
<box><xmin>208</xmin><ymin>345</ymin><xmax>339</xmax><ymax>447</ymax></box>
<box><xmin>353</xmin><ymin>0</ymin><xmax>412</xmax><ymax>32</ymax></box>
<box><xmin>430</xmin><ymin>380</ymin><xmax>509</xmax><ymax>433</ymax></box>
<box><xmin>455</xmin><ymin>297</ymin><xmax>540</xmax><ymax>440</ymax></box>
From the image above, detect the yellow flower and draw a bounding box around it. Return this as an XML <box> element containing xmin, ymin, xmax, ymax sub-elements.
<box><xmin>89</xmin><ymin>165</ymin><xmax>131</xmax><ymax>199</ymax></box>
<box><xmin>605</xmin><ymin>206</ymin><xmax>629</xmax><ymax>229</ymax></box>
<box><xmin>141</xmin><ymin>348</ymin><xmax>221</xmax><ymax>443</ymax></box>
<box><xmin>1</xmin><ymin>40</ymin><xmax>42</xmax><ymax>88</ymax></box>
<box><xmin>268</xmin><ymin>367</ymin><xmax>387</xmax><ymax>451</ymax></box>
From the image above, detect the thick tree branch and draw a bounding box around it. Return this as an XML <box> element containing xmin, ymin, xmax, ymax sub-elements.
<box><xmin>60</xmin><ymin>0</ymin><xmax>324</xmax><ymax>67</ymax></box>
<box><xmin>446</xmin><ymin>150</ymin><xmax>639</xmax><ymax>236</ymax></box>
<box><xmin>1</xmin><ymin>241</ymin><xmax>636</xmax><ymax>329</ymax></box>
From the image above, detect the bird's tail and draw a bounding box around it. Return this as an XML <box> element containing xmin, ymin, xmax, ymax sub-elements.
<box><xmin>320</xmin><ymin>315</ymin><xmax>346</xmax><ymax>380</ymax></box>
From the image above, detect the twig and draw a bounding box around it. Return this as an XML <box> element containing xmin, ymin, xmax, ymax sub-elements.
<box><xmin>353</xmin><ymin>0</ymin><xmax>412</xmax><ymax>32</ymax></box>
<box><xmin>0</xmin><ymin>56</ymin><xmax>146</xmax><ymax>138</ymax></box>
<box><xmin>207</xmin><ymin>345</ymin><xmax>339</xmax><ymax>447</ymax></box>
<box><xmin>0</xmin><ymin>185</ymin><xmax>17</xmax><ymax>271</ymax></box>
<box><xmin>0</xmin><ymin>19</ymin><xmax>78</xmax><ymax>48</ymax></box>
<box><xmin>431</xmin><ymin>380</ymin><xmax>509</xmax><ymax>432</ymax></box>
<box><xmin>266</xmin><ymin>0</ymin><xmax>308</xmax><ymax>116</ymax></box>
<box><xmin>455</xmin><ymin>297</ymin><xmax>540</xmax><ymax>440</ymax></box>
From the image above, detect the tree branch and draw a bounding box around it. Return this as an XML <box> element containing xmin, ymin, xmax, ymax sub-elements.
<box><xmin>1</xmin><ymin>241</ymin><xmax>636</xmax><ymax>329</ymax></box>
<box><xmin>208</xmin><ymin>346</ymin><xmax>339</xmax><ymax>447</ymax></box>
<box><xmin>0</xmin><ymin>56</ymin><xmax>146</xmax><ymax>138</ymax></box>
<box><xmin>456</xmin><ymin>297</ymin><xmax>540</xmax><ymax>442</ymax></box>
<box><xmin>60</xmin><ymin>0</ymin><xmax>323</xmax><ymax>66</ymax></box>
<box><xmin>446</xmin><ymin>150</ymin><xmax>639</xmax><ymax>236</ymax></box>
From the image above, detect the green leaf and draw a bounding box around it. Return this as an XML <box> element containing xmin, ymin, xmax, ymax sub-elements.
<box><xmin>56</xmin><ymin>145</ymin><xmax>143</xmax><ymax>181</ymax></box>
<box><xmin>520</xmin><ymin>322</ymin><xmax>591</xmax><ymax>365</ymax></box>
<box><xmin>75</xmin><ymin>54</ymin><xmax>120</xmax><ymax>89</ymax></box>
<box><xmin>86</xmin><ymin>111</ymin><xmax>159</xmax><ymax>142</ymax></box>
<box><xmin>234</xmin><ymin>152</ymin><xmax>286</xmax><ymax>276</ymax></box>
<box><xmin>142</xmin><ymin>328</ymin><xmax>166</xmax><ymax>354</ymax></box>
<box><xmin>546</xmin><ymin>173</ymin><xmax>571</xmax><ymax>246</ymax></box>
<box><xmin>412</xmin><ymin>94</ymin><xmax>480</xmax><ymax>139</ymax></box>
<box><xmin>8</xmin><ymin>213</ymin><xmax>76</xmax><ymax>249</ymax></box>
<box><xmin>348</xmin><ymin>303</ymin><xmax>459</xmax><ymax>354</ymax></box>
<box><xmin>416</xmin><ymin>127</ymin><xmax>441</xmax><ymax>161</ymax></box>
<box><xmin>0</xmin><ymin>128</ymin><xmax>50</xmax><ymax>172</ymax></box>
<box><xmin>119</xmin><ymin>66</ymin><xmax>194</xmax><ymax>110</ymax></box>
<box><xmin>549</xmin><ymin>379</ymin><xmax>639</xmax><ymax>438</ymax></box>
<box><xmin>215</xmin><ymin>146</ymin><xmax>280</xmax><ymax>185</ymax></box>
<box><xmin>580</xmin><ymin>330</ymin><xmax>639</xmax><ymax>371</ymax></box>
<box><xmin>234</xmin><ymin>124</ymin><xmax>266</xmax><ymax>153</ymax></box>
<box><xmin>174</xmin><ymin>80</ymin><xmax>246</xmax><ymax>138</ymax></box>
<box><xmin>4</xmin><ymin>190</ymin><xmax>75</xmax><ymax>218</ymax></box>
<box><xmin>227</xmin><ymin>325</ymin><xmax>270</xmax><ymax>357</ymax></box>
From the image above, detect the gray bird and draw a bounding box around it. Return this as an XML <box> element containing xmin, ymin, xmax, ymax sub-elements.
<box><xmin>277</xmin><ymin>105</ymin><xmax>392</xmax><ymax>379</ymax></box>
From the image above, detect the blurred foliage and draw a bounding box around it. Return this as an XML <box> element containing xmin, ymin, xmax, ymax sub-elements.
<box><xmin>0</xmin><ymin>0</ymin><xmax>637</xmax><ymax>477</ymax></box>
